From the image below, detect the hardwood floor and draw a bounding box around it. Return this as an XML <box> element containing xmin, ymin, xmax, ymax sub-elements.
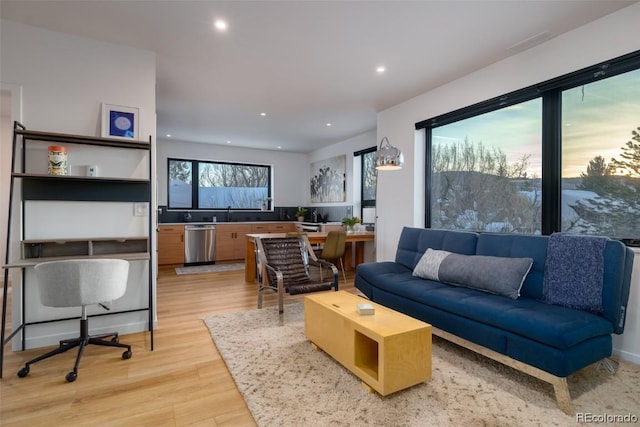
<box><xmin>0</xmin><ymin>266</ymin><xmax>357</xmax><ymax>426</ymax></box>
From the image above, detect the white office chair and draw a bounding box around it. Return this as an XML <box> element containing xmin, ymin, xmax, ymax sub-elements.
<box><xmin>17</xmin><ymin>259</ymin><xmax>132</xmax><ymax>382</ymax></box>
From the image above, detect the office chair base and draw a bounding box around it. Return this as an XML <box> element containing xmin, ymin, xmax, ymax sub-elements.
<box><xmin>17</xmin><ymin>320</ymin><xmax>132</xmax><ymax>382</ymax></box>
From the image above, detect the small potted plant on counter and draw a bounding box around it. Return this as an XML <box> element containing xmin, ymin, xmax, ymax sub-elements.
<box><xmin>342</xmin><ymin>216</ymin><xmax>361</xmax><ymax>233</ymax></box>
<box><xmin>296</xmin><ymin>206</ymin><xmax>308</xmax><ymax>222</ymax></box>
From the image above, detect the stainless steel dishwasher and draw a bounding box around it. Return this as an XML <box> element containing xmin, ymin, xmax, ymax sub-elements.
<box><xmin>184</xmin><ymin>224</ymin><xmax>216</xmax><ymax>265</ymax></box>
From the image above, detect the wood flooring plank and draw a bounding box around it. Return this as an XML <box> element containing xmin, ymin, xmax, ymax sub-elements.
<box><xmin>1</xmin><ymin>266</ymin><xmax>357</xmax><ymax>426</ymax></box>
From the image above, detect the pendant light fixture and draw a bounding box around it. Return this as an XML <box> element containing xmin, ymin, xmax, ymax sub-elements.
<box><xmin>375</xmin><ymin>137</ymin><xmax>404</xmax><ymax>170</ymax></box>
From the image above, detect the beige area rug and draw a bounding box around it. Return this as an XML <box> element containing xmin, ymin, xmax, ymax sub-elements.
<box><xmin>205</xmin><ymin>302</ymin><xmax>640</xmax><ymax>426</ymax></box>
<box><xmin>175</xmin><ymin>263</ymin><xmax>245</xmax><ymax>275</ymax></box>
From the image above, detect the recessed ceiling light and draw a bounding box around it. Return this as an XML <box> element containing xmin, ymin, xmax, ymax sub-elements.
<box><xmin>376</xmin><ymin>65</ymin><xmax>386</xmax><ymax>74</ymax></box>
<box><xmin>214</xmin><ymin>19</ymin><xmax>228</xmax><ymax>32</ymax></box>
<box><xmin>226</xmin><ymin>140</ymin><xmax>231</xmax><ymax>144</ymax></box>
<box><xmin>326</xmin><ymin>123</ymin><xmax>332</xmax><ymax>127</ymax></box>
<box><xmin>277</xmin><ymin>146</ymin><xmax>282</xmax><ymax>150</ymax></box>
<box><xmin>260</xmin><ymin>112</ymin><xmax>267</xmax><ymax>116</ymax></box>
<box><xmin>166</xmin><ymin>134</ymin><xmax>172</xmax><ymax>138</ymax></box>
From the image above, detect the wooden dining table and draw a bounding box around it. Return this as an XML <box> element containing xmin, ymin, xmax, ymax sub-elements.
<box><xmin>244</xmin><ymin>231</ymin><xmax>375</xmax><ymax>282</ymax></box>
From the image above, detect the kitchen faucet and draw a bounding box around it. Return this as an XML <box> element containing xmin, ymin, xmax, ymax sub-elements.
<box><xmin>227</xmin><ymin>206</ymin><xmax>232</xmax><ymax>222</ymax></box>
<box><xmin>312</xmin><ymin>209</ymin><xmax>318</xmax><ymax>223</ymax></box>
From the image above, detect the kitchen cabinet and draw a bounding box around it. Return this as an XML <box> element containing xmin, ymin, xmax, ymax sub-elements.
<box><xmin>157</xmin><ymin>225</ymin><xmax>185</xmax><ymax>265</ymax></box>
<box><xmin>215</xmin><ymin>224</ymin><xmax>253</xmax><ymax>261</ymax></box>
<box><xmin>156</xmin><ymin>222</ymin><xmax>295</xmax><ymax>264</ymax></box>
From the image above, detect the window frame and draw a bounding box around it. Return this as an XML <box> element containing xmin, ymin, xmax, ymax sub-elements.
<box><xmin>354</xmin><ymin>146</ymin><xmax>377</xmax><ymax>221</ymax></box>
<box><xmin>167</xmin><ymin>157</ymin><xmax>273</xmax><ymax>211</ymax></box>
<box><xmin>416</xmin><ymin>50</ymin><xmax>640</xmax><ymax>241</ymax></box>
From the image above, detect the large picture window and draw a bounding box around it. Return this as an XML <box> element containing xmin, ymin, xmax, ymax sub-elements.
<box><xmin>431</xmin><ymin>99</ymin><xmax>542</xmax><ymax>233</ymax></box>
<box><xmin>561</xmin><ymin>69</ymin><xmax>640</xmax><ymax>239</ymax></box>
<box><xmin>417</xmin><ymin>51</ymin><xmax>640</xmax><ymax>243</ymax></box>
<box><xmin>168</xmin><ymin>158</ymin><xmax>272</xmax><ymax>210</ymax></box>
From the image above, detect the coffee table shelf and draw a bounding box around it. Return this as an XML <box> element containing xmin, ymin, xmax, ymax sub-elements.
<box><xmin>304</xmin><ymin>291</ymin><xmax>432</xmax><ymax>395</ymax></box>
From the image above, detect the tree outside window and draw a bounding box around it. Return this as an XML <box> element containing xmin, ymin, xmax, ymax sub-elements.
<box><xmin>561</xmin><ymin>69</ymin><xmax>640</xmax><ymax>239</ymax></box>
<box><xmin>421</xmin><ymin>53</ymin><xmax>639</xmax><ymax>242</ymax></box>
<box><xmin>431</xmin><ymin>98</ymin><xmax>542</xmax><ymax>234</ymax></box>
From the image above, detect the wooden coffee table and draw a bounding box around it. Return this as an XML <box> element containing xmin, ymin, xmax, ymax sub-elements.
<box><xmin>304</xmin><ymin>291</ymin><xmax>431</xmax><ymax>395</ymax></box>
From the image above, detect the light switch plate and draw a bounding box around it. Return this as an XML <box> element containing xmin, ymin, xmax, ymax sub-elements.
<box><xmin>134</xmin><ymin>202</ymin><xmax>149</xmax><ymax>217</ymax></box>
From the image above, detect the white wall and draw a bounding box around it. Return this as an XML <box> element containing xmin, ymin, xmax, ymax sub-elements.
<box><xmin>309</xmin><ymin>130</ymin><xmax>378</xmax><ymax>263</ymax></box>
<box><xmin>0</xmin><ymin>83</ymin><xmax>22</xmax><ymax>271</ymax></box>
<box><xmin>613</xmin><ymin>248</ymin><xmax>640</xmax><ymax>364</ymax></box>
<box><xmin>376</xmin><ymin>3</ymin><xmax>640</xmax><ymax>362</ymax></box>
<box><xmin>308</xmin><ymin>129</ymin><xmax>377</xmax><ymax>207</ymax></box>
<box><xmin>0</xmin><ymin>20</ymin><xmax>157</xmax><ymax>348</ymax></box>
<box><xmin>157</xmin><ymin>129</ymin><xmax>376</xmax><ymax>211</ymax></box>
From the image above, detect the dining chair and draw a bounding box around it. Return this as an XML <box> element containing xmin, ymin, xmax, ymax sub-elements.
<box><xmin>317</xmin><ymin>230</ymin><xmax>347</xmax><ymax>282</ymax></box>
<box><xmin>255</xmin><ymin>235</ymin><xmax>338</xmax><ymax>313</ymax></box>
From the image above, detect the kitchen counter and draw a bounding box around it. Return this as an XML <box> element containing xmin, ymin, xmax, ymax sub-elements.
<box><xmin>158</xmin><ymin>222</ymin><xmax>300</xmax><ymax>264</ymax></box>
<box><xmin>159</xmin><ymin>221</ymin><xmax>296</xmax><ymax>225</ymax></box>
<box><xmin>159</xmin><ymin>221</ymin><xmax>346</xmax><ymax>226</ymax></box>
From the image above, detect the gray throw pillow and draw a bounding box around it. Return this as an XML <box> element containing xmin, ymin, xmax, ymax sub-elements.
<box><xmin>413</xmin><ymin>249</ymin><xmax>533</xmax><ymax>299</ymax></box>
<box><xmin>412</xmin><ymin>248</ymin><xmax>451</xmax><ymax>280</ymax></box>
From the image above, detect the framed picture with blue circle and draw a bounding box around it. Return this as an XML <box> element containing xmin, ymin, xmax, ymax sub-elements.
<box><xmin>101</xmin><ymin>103</ymin><xmax>139</xmax><ymax>140</ymax></box>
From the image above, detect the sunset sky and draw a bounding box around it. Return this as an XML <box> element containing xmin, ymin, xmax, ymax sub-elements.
<box><xmin>432</xmin><ymin>68</ymin><xmax>639</xmax><ymax>178</ymax></box>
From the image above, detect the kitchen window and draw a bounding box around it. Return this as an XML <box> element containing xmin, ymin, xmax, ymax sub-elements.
<box><xmin>168</xmin><ymin>158</ymin><xmax>272</xmax><ymax>210</ymax></box>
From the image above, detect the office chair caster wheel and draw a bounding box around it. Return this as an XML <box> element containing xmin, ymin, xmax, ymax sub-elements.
<box><xmin>122</xmin><ymin>350</ymin><xmax>132</xmax><ymax>360</ymax></box>
<box><xmin>65</xmin><ymin>371</ymin><xmax>77</xmax><ymax>382</ymax></box>
<box><xmin>17</xmin><ymin>366</ymin><xmax>30</xmax><ymax>378</ymax></box>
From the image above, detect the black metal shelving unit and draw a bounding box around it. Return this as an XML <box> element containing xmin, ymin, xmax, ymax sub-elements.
<box><xmin>1</xmin><ymin>121</ymin><xmax>155</xmax><ymax>378</ymax></box>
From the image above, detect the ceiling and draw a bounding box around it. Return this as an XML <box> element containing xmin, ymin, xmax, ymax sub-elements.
<box><xmin>1</xmin><ymin>1</ymin><xmax>635</xmax><ymax>153</ymax></box>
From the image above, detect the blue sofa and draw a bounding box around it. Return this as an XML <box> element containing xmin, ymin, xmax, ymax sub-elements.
<box><xmin>355</xmin><ymin>227</ymin><xmax>634</xmax><ymax>414</ymax></box>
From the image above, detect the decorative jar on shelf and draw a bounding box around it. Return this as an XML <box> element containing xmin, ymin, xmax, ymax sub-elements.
<box><xmin>47</xmin><ymin>145</ymin><xmax>68</xmax><ymax>175</ymax></box>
